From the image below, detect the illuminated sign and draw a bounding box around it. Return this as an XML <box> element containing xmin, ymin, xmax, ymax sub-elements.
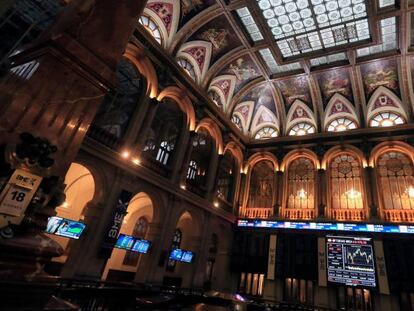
<box><xmin>237</xmin><ymin>219</ymin><xmax>414</xmax><ymax>234</ymax></box>
<box><xmin>114</xmin><ymin>234</ymin><xmax>151</xmax><ymax>254</ymax></box>
<box><xmin>45</xmin><ymin>216</ymin><xmax>86</xmax><ymax>239</ymax></box>
<box><xmin>327</xmin><ymin>236</ymin><xmax>376</xmax><ymax>288</ymax></box>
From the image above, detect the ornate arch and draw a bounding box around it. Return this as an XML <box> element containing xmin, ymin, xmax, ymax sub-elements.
<box><xmin>195</xmin><ymin>118</ymin><xmax>224</xmax><ymax>155</ymax></box>
<box><xmin>176</xmin><ymin>40</ymin><xmax>213</xmax><ymax>85</ymax></box>
<box><xmin>143</xmin><ymin>0</ymin><xmax>180</xmax><ymax>49</ymax></box>
<box><xmin>223</xmin><ymin>141</ymin><xmax>244</xmax><ymax>168</ymax></box>
<box><xmin>250</xmin><ymin>106</ymin><xmax>279</xmax><ymax>138</ymax></box>
<box><xmin>369</xmin><ymin>141</ymin><xmax>414</xmax><ymax>167</ymax></box>
<box><xmin>231</xmin><ymin>101</ymin><xmax>254</xmax><ymax>135</ymax></box>
<box><xmin>208</xmin><ymin>75</ymin><xmax>237</xmax><ymax>112</ymax></box>
<box><xmin>285</xmin><ymin>99</ymin><xmax>317</xmax><ymax>134</ymax></box>
<box><xmin>281</xmin><ymin>149</ymin><xmax>320</xmax><ymax>172</ymax></box>
<box><xmin>157</xmin><ymin>86</ymin><xmax>196</xmax><ymax>131</ymax></box>
<box><xmin>245</xmin><ymin>152</ymin><xmax>279</xmax><ymax>173</ymax></box>
<box><xmin>324</xmin><ymin>93</ymin><xmax>359</xmax><ymax>130</ymax></box>
<box><xmin>321</xmin><ymin>145</ymin><xmax>367</xmax><ymax>170</ymax></box>
<box><xmin>124</xmin><ymin>43</ymin><xmax>158</xmax><ymax>98</ymax></box>
<box><xmin>366</xmin><ymin>86</ymin><xmax>407</xmax><ymax>125</ymax></box>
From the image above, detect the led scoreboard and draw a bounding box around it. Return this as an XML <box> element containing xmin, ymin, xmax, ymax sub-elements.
<box><xmin>326</xmin><ymin>236</ymin><xmax>376</xmax><ymax>287</ymax></box>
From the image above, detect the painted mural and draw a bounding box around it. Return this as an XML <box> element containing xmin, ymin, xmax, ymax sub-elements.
<box><xmin>220</xmin><ymin>55</ymin><xmax>260</xmax><ymax>92</ymax></box>
<box><xmin>275</xmin><ymin>76</ymin><xmax>312</xmax><ymax>109</ymax></box>
<box><xmin>189</xmin><ymin>15</ymin><xmax>242</xmax><ymax>64</ymax></box>
<box><xmin>316</xmin><ymin>68</ymin><xmax>353</xmax><ymax>107</ymax></box>
<box><xmin>180</xmin><ymin>0</ymin><xmax>216</xmax><ymax>28</ymax></box>
<box><xmin>241</xmin><ymin>84</ymin><xmax>277</xmax><ymax>114</ymax></box>
<box><xmin>360</xmin><ymin>59</ymin><xmax>400</xmax><ymax>100</ymax></box>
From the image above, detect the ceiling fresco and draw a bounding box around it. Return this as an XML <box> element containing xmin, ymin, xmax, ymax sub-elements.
<box><xmin>139</xmin><ymin>0</ymin><xmax>412</xmax><ymax>141</ymax></box>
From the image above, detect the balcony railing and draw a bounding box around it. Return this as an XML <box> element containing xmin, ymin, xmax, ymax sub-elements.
<box><xmin>280</xmin><ymin>208</ymin><xmax>315</xmax><ymax>220</ymax></box>
<box><xmin>239</xmin><ymin>207</ymin><xmax>273</xmax><ymax>219</ymax></box>
<box><xmin>383</xmin><ymin>209</ymin><xmax>414</xmax><ymax>223</ymax></box>
<box><xmin>327</xmin><ymin>208</ymin><xmax>366</xmax><ymax>221</ymax></box>
<box><xmin>86</xmin><ymin>124</ymin><xmax>125</xmax><ymax>150</ymax></box>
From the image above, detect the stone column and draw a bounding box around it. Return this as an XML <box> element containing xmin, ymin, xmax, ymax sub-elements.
<box><xmin>178</xmin><ymin>131</ymin><xmax>197</xmax><ymax>186</ymax></box>
<box><xmin>190</xmin><ymin>215</ymin><xmax>210</xmax><ymax>287</ymax></box>
<box><xmin>0</xmin><ymin>0</ymin><xmax>149</xmax><ymax>282</ymax></box>
<box><xmin>317</xmin><ymin>168</ymin><xmax>327</xmax><ymax>218</ymax></box>
<box><xmin>170</xmin><ymin>127</ymin><xmax>191</xmax><ymax>183</ymax></box>
<box><xmin>133</xmin><ymin>98</ymin><xmax>160</xmax><ymax>156</ymax></box>
<box><xmin>364</xmin><ymin>166</ymin><xmax>379</xmax><ymax>219</ymax></box>
<box><xmin>205</xmin><ymin>153</ymin><xmax>221</xmax><ymax>201</ymax></box>
<box><xmin>274</xmin><ymin>171</ymin><xmax>284</xmax><ymax>218</ymax></box>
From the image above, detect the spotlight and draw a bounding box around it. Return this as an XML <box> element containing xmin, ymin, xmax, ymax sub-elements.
<box><xmin>121</xmin><ymin>151</ymin><xmax>130</xmax><ymax>159</ymax></box>
<box><xmin>180</xmin><ymin>184</ymin><xmax>186</xmax><ymax>190</ymax></box>
<box><xmin>213</xmin><ymin>201</ymin><xmax>219</xmax><ymax>208</ymax></box>
<box><xmin>132</xmin><ymin>158</ymin><xmax>140</xmax><ymax>165</ymax></box>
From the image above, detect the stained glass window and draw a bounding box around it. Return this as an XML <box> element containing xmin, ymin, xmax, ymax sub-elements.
<box><xmin>256</xmin><ymin>0</ymin><xmax>370</xmax><ymax>58</ymax></box>
<box><xmin>231</xmin><ymin>114</ymin><xmax>243</xmax><ymax>131</ymax></box>
<box><xmin>310</xmin><ymin>52</ymin><xmax>347</xmax><ymax>67</ymax></box>
<box><xmin>259</xmin><ymin>48</ymin><xmax>302</xmax><ymax>73</ymax></box>
<box><xmin>177</xmin><ymin>57</ymin><xmax>196</xmax><ymax>81</ymax></box>
<box><xmin>369</xmin><ymin>112</ymin><xmax>405</xmax><ymax>127</ymax></box>
<box><xmin>286</xmin><ymin>158</ymin><xmax>315</xmax><ymax>211</ymax></box>
<box><xmin>208</xmin><ymin>90</ymin><xmax>223</xmax><ymax>108</ymax></box>
<box><xmin>166</xmin><ymin>229</ymin><xmax>182</xmax><ymax>271</ymax></box>
<box><xmin>139</xmin><ymin>16</ymin><xmax>162</xmax><ymax>44</ymax></box>
<box><xmin>288</xmin><ymin>123</ymin><xmax>316</xmax><ymax>136</ymax></box>
<box><xmin>254</xmin><ymin>127</ymin><xmax>278</xmax><ymax>139</ymax></box>
<box><xmin>187</xmin><ymin>160</ymin><xmax>198</xmax><ymax>180</ymax></box>
<box><xmin>357</xmin><ymin>17</ymin><xmax>397</xmax><ymax>57</ymax></box>
<box><xmin>237</xmin><ymin>7</ymin><xmax>264</xmax><ymax>41</ymax></box>
<box><xmin>327</xmin><ymin>118</ymin><xmax>357</xmax><ymax>132</ymax></box>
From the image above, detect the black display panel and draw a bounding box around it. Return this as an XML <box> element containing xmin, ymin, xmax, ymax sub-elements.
<box><xmin>326</xmin><ymin>236</ymin><xmax>376</xmax><ymax>287</ymax></box>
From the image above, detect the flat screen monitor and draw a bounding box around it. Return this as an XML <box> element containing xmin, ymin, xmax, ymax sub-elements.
<box><xmin>326</xmin><ymin>236</ymin><xmax>376</xmax><ymax>287</ymax></box>
<box><xmin>169</xmin><ymin>248</ymin><xmax>194</xmax><ymax>263</ymax></box>
<box><xmin>45</xmin><ymin>216</ymin><xmax>86</xmax><ymax>239</ymax></box>
<box><xmin>114</xmin><ymin>234</ymin><xmax>151</xmax><ymax>254</ymax></box>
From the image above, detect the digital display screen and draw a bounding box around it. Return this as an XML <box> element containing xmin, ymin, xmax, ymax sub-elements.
<box><xmin>326</xmin><ymin>236</ymin><xmax>376</xmax><ymax>288</ymax></box>
<box><xmin>169</xmin><ymin>248</ymin><xmax>194</xmax><ymax>263</ymax></box>
<box><xmin>45</xmin><ymin>216</ymin><xmax>86</xmax><ymax>239</ymax></box>
<box><xmin>237</xmin><ymin>219</ymin><xmax>414</xmax><ymax>234</ymax></box>
<box><xmin>114</xmin><ymin>234</ymin><xmax>151</xmax><ymax>254</ymax></box>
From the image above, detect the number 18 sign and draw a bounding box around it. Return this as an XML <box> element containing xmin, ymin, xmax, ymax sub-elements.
<box><xmin>0</xmin><ymin>169</ymin><xmax>42</xmax><ymax>218</ymax></box>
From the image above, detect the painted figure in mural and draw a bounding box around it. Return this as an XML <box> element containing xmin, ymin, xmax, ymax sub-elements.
<box><xmin>181</xmin><ymin>0</ymin><xmax>204</xmax><ymax>16</ymax></box>
<box><xmin>229</xmin><ymin>58</ymin><xmax>257</xmax><ymax>81</ymax></box>
<box><xmin>200</xmin><ymin>29</ymin><xmax>229</xmax><ymax>50</ymax></box>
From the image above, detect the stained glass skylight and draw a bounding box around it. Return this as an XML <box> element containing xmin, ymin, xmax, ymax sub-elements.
<box><xmin>259</xmin><ymin>48</ymin><xmax>302</xmax><ymax>73</ymax></box>
<box><xmin>310</xmin><ymin>52</ymin><xmax>347</xmax><ymax>66</ymax></box>
<box><xmin>257</xmin><ymin>0</ymin><xmax>370</xmax><ymax>58</ymax></box>
<box><xmin>237</xmin><ymin>7</ymin><xmax>264</xmax><ymax>42</ymax></box>
<box><xmin>357</xmin><ymin>17</ymin><xmax>396</xmax><ymax>57</ymax></box>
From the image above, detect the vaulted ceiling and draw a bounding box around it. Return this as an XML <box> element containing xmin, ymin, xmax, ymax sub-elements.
<box><xmin>139</xmin><ymin>0</ymin><xmax>414</xmax><ymax>141</ymax></box>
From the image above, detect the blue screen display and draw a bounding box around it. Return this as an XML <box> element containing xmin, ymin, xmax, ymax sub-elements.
<box><xmin>45</xmin><ymin>216</ymin><xmax>86</xmax><ymax>239</ymax></box>
<box><xmin>237</xmin><ymin>219</ymin><xmax>414</xmax><ymax>234</ymax></box>
<box><xmin>169</xmin><ymin>248</ymin><xmax>194</xmax><ymax>263</ymax></box>
<box><xmin>114</xmin><ymin>234</ymin><xmax>151</xmax><ymax>254</ymax></box>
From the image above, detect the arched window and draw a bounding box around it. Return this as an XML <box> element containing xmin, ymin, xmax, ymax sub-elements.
<box><xmin>166</xmin><ymin>229</ymin><xmax>182</xmax><ymax>271</ymax></box>
<box><xmin>254</xmin><ymin>127</ymin><xmax>278</xmax><ymax>140</ymax></box>
<box><xmin>288</xmin><ymin>123</ymin><xmax>316</xmax><ymax>136</ymax></box>
<box><xmin>156</xmin><ymin>141</ymin><xmax>173</xmax><ymax>165</ymax></box>
<box><xmin>208</xmin><ymin>90</ymin><xmax>223</xmax><ymax>109</ymax></box>
<box><xmin>92</xmin><ymin>59</ymin><xmax>143</xmax><ymax>140</ymax></box>
<box><xmin>187</xmin><ymin>160</ymin><xmax>198</xmax><ymax>180</ymax></box>
<box><xmin>329</xmin><ymin>153</ymin><xmax>364</xmax><ymax>211</ymax></box>
<box><xmin>369</xmin><ymin>112</ymin><xmax>405</xmax><ymax>127</ymax></box>
<box><xmin>123</xmin><ymin>217</ymin><xmax>149</xmax><ymax>266</ymax></box>
<box><xmin>216</xmin><ymin>151</ymin><xmax>237</xmax><ymax>203</ymax></box>
<box><xmin>327</xmin><ymin>118</ymin><xmax>357</xmax><ymax>132</ymax></box>
<box><xmin>139</xmin><ymin>16</ymin><xmax>162</xmax><ymax>44</ymax></box>
<box><xmin>177</xmin><ymin>57</ymin><xmax>196</xmax><ymax>81</ymax></box>
<box><xmin>286</xmin><ymin>158</ymin><xmax>315</xmax><ymax>211</ymax></box>
<box><xmin>231</xmin><ymin>114</ymin><xmax>243</xmax><ymax>131</ymax></box>
<box><xmin>376</xmin><ymin>151</ymin><xmax>414</xmax><ymax>211</ymax></box>
<box><xmin>247</xmin><ymin>160</ymin><xmax>275</xmax><ymax>210</ymax></box>
<box><xmin>142</xmin><ymin>98</ymin><xmax>184</xmax><ymax>173</ymax></box>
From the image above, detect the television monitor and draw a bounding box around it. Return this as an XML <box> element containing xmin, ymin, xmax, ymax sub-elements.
<box><xmin>45</xmin><ymin>216</ymin><xmax>86</xmax><ymax>239</ymax></box>
<box><xmin>114</xmin><ymin>234</ymin><xmax>151</xmax><ymax>254</ymax></box>
<box><xmin>169</xmin><ymin>248</ymin><xmax>194</xmax><ymax>263</ymax></box>
<box><xmin>326</xmin><ymin>236</ymin><xmax>376</xmax><ymax>287</ymax></box>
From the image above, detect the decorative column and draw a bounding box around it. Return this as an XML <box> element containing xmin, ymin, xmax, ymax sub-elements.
<box><xmin>0</xmin><ymin>0</ymin><xmax>149</xmax><ymax>283</ymax></box>
<box><xmin>274</xmin><ymin>170</ymin><xmax>284</xmax><ymax>218</ymax></box>
<box><xmin>317</xmin><ymin>168</ymin><xmax>327</xmax><ymax>219</ymax></box>
<box><xmin>364</xmin><ymin>166</ymin><xmax>379</xmax><ymax>220</ymax></box>
<box><xmin>178</xmin><ymin>131</ymin><xmax>197</xmax><ymax>187</ymax></box>
<box><xmin>205</xmin><ymin>153</ymin><xmax>221</xmax><ymax>201</ymax></box>
<box><xmin>170</xmin><ymin>128</ymin><xmax>191</xmax><ymax>183</ymax></box>
<box><xmin>133</xmin><ymin>98</ymin><xmax>159</xmax><ymax>156</ymax></box>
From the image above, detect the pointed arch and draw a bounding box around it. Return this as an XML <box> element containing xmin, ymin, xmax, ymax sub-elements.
<box><xmin>250</xmin><ymin>106</ymin><xmax>279</xmax><ymax>138</ymax></box>
<box><xmin>208</xmin><ymin>75</ymin><xmax>237</xmax><ymax>112</ymax></box>
<box><xmin>124</xmin><ymin>43</ymin><xmax>158</xmax><ymax>98</ymax></box>
<box><xmin>286</xmin><ymin>100</ymin><xmax>317</xmax><ymax>133</ymax></box>
<box><xmin>143</xmin><ymin>0</ymin><xmax>180</xmax><ymax>49</ymax></box>
<box><xmin>177</xmin><ymin>40</ymin><xmax>213</xmax><ymax>85</ymax></box>
<box><xmin>281</xmin><ymin>149</ymin><xmax>320</xmax><ymax>172</ymax></box>
<box><xmin>195</xmin><ymin>118</ymin><xmax>224</xmax><ymax>155</ymax></box>
<box><xmin>232</xmin><ymin>101</ymin><xmax>254</xmax><ymax>135</ymax></box>
<box><xmin>324</xmin><ymin>93</ymin><xmax>359</xmax><ymax>130</ymax></box>
<box><xmin>366</xmin><ymin>86</ymin><xmax>407</xmax><ymax>125</ymax></box>
<box><xmin>157</xmin><ymin>86</ymin><xmax>196</xmax><ymax>131</ymax></box>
